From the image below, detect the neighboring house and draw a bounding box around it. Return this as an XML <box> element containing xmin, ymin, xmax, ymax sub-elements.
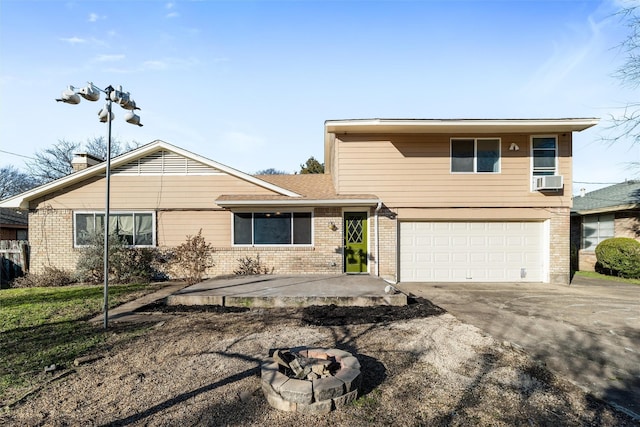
<box><xmin>571</xmin><ymin>180</ymin><xmax>640</xmax><ymax>272</ymax></box>
<box><xmin>0</xmin><ymin>208</ymin><xmax>28</xmax><ymax>240</ymax></box>
<box><xmin>0</xmin><ymin>118</ymin><xmax>598</xmax><ymax>284</ymax></box>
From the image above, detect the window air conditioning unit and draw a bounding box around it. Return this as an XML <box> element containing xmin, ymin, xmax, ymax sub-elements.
<box><xmin>533</xmin><ymin>175</ymin><xmax>563</xmax><ymax>191</ymax></box>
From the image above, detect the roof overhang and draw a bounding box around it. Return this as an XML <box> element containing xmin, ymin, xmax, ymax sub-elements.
<box><xmin>216</xmin><ymin>198</ymin><xmax>382</xmax><ymax>208</ymax></box>
<box><xmin>0</xmin><ymin>140</ymin><xmax>301</xmax><ymax>209</ymax></box>
<box><xmin>571</xmin><ymin>203</ymin><xmax>640</xmax><ymax>216</ymax></box>
<box><xmin>325</xmin><ymin>118</ymin><xmax>600</xmax><ymax>135</ymax></box>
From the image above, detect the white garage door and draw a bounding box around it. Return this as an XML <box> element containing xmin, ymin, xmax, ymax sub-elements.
<box><xmin>400</xmin><ymin>222</ymin><xmax>544</xmax><ymax>282</ymax></box>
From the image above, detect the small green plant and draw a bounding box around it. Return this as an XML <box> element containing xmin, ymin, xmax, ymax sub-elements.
<box><xmin>233</xmin><ymin>254</ymin><xmax>272</xmax><ymax>276</ymax></box>
<box><xmin>595</xmin><ymin>237</ymin><xmax>640</xmax><ymax>278</ymax></box>
<box><xmin>170</xmin><ymin>229</ymin><xmax>214</xmax><ymax>285</ymax></box>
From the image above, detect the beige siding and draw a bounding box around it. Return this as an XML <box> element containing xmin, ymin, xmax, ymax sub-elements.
<box><xmin>333</xmin><ymin>133</ymin><xmax>572</xmax><ymax>208</ymax></box>
<box><xmin>158</xmin><ymin>210</ymin><xmax>230</xmax><ymax>247</ymax></box>
<box><xmin>30</xmin><ymin>174</ymin><xmax>277</xmax><ymax>210</ymax></box>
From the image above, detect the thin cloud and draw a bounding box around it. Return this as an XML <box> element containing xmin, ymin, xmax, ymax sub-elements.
<box><xmin>166</xmin><ymin>2</ymin><xmax>179</xmax><ymax>18</ymax></box>
<box><xmin>60</xmin><ymin>36</ymin><xmax>86</xmax><ymax>45</ymax></box>
<box><xmin>88</xmin><ymin>13</ymin><xmax>104</xmax><ymax>23</ymax></box>
<box><xmin>94</xmin><ymin>54</ymin><xmax>125</xmax><ymax>63</ymax></box>
<box><xmin>521</xmin><ymin>13</ymin><xmax>607</xmax><ymax>96</ymax></box>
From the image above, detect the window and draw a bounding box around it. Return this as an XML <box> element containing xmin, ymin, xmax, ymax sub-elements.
<box><xmin>451</xmin><ymin>138</ymin><xmax>500</xmax><ymax>173</ymax></box>
<box><xmin>233</xmin><ymin>212</ymin><xmax>312</xmax><ymax>245</ymax></box>
<box><xmin>532</xmin><ymin>136</ymin><xmax>557</xmax><ymax>176</ymax></box>
<box><xmin>582</xmin><ymin>214</ymin><xmax>614</xmax><ymax>251</ymax></box>
<box><xmin>74</xmin><ymin>212</ymin><xmax>155</xmax><ymax>247</ymax></box>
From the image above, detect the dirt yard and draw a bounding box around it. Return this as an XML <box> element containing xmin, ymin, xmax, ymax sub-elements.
<box><xmin>1</xmin><ymin>299</ymin><xmax>637</xmax><ymax>426</ymax></box>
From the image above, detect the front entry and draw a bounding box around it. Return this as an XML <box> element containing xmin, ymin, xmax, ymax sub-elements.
<box><xmin>344</xmin><ymin>212</ymin><xmax>368</xmax><ymax>273</ymax></box>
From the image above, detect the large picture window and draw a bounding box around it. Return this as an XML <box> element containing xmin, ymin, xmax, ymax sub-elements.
<box><xmin>74</xmin><ymin>212</ymin><xmax>155</xmax><ymax>247</ymax></box>
<box><xmin>451</xmin><ymin>138</ymin><xmax>500</xmax><ymax>173</ymax></box>
<box><xmin>233</xmin><ymin>212</ymin><xmax>312</xmax><ymax>245</ymax></box>
<box><xmin>532</xmin><ymin>136</ymin><xmax>557</xmax><ymax>176</ymax></box>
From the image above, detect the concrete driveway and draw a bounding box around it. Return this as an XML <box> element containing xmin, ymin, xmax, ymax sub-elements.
<box><xmin>397</xmin><ymin>276</ymin><xmax>640</xmax><ymax>419</ymax></box>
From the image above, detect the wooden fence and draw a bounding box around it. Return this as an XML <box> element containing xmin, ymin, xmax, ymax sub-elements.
<box><xmin>0</xmin><ymin>240</ymin><xmax>29</xmax><ymax>285</ymax></box>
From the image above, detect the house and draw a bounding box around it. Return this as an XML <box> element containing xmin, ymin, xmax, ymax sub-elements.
<box><xmin>0</xmin><ymin>208</ymin><xmax>28</xmax><ymax>240</ymax></box>
<box><xmin>0</xmin><ymin>118</ymin><xmax>598</xmax><ymax>284</ymax></box>
<box><xmin>571</xmin><ymin>180</ymin><xmax>640</xmax><ymax>272</ymax></box>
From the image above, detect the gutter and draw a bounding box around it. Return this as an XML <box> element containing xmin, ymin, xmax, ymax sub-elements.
<box><xmin>216</xmin><ymin>198</ymin><xmax>381</xmax><ymax>208</ymax></box>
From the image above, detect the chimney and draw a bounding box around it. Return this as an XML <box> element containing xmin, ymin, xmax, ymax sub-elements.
<box><xmin>71</xmin><ymin>153</ymin><xmax>103</xmax><ymax>172</ymax></box>
<box><xmin>580</xmin><ymin>188</ymin><xmax>586</xmax><ymax>197</ymax></box>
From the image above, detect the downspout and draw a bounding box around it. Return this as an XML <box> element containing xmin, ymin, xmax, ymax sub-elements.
<box><xmin>374</xmin><ymin>201</ymin><xmax>382</xmax><ymax>277</ymax></box>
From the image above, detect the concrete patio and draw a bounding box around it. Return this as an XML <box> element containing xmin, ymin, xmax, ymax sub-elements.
<box><xmin>166</xmin><ymin>274</ymin><xmax>407</xmax><ymax>308</ymax></box>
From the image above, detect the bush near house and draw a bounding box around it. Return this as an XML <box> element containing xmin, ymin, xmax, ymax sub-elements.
<box><xmin>76</xmin><ymin>232</ymin><xmax>167</xmax><ymax>284</ymax></box>
<box><xmin>169</xmin><ymin>229</ymin><xmax>214</xmax><ymax>285</ymax></box>
<box><xmin>595</xmin><ymin>237</ymin><xmax>640</xmax><ymax>279</ymax></box>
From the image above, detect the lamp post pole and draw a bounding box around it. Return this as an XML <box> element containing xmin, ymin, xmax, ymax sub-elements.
<box><xmin>103</xmin><ymin>86</ymin><xmax>114</xmax><ymax>329</ymax></box>
<box><xmin>56</xmin><ymin>82</ymin><xmax>142</xmax><ymax>329</ymax></box>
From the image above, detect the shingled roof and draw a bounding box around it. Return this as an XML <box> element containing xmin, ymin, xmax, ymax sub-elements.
<box><xmin>0</xmin><ymin>208</ymin><xmax>28</xmax><ymax>227</ymax></box>
<box><xmin>216</xmin><ymin>174</ymin><xmax>379</xmax><ymax>206</ymax></box>
<box><xmin>572</xmin><ymin>180</ymin><xmax>640</xmax><ymax>214</ymax></box>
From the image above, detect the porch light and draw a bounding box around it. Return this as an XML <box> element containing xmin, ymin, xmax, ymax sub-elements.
<box><xmin>56</xmin><ymin>82</ymin><xmax>143</xmax><ymax>329</ymax></box>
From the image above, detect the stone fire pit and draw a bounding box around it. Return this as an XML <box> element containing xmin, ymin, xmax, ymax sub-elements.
<box><xmin>261</xmin><ymin>347</ymin><xmax>362</xmax><ymax>413</ymax></box>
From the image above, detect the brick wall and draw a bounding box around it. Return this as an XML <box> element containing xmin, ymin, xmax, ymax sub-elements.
<box><xmin>27</xmin><ymin>207</ymin><xmax>345</xmax><ymax>278</ymax></box>
<box><xmin>375</xmin><ymin>205</ymin><xmax>397</xmax><ymax>282</ymax></box>
<box><xmin>200</xmin><ymin>207</ymin><xmax>344</xmax><ymax>276</ymax></box>
<box><xmin>28</xmin><ymin>208</ymin><xmax>79</xmax><ymax>274</ymax></box>
<box><xmin>549</xmin><ymin>207</ymin><xmax>571</xmax><ymax>284</ymax></box>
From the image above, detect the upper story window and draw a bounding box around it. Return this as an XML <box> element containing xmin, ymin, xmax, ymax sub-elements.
<box><xmin>532</xmin><ymin>136</ymin><xmax>557</xmax><ymax>176</ymax></box>
<box><xmin>233</xmin><ymin>212</ymin><xmax>312</xmax><ymax>245</ymax></box>
<box><xmin>74</xmin><ymin>212</ymin><xmax>155</xmax><ymax>247</ymax></box>
<box><xmin>451</xmin><ymin>138</ymin><xmax>500</xmax><ymax>173</ymax></box>
<box><xmin>582</xmin><ymin>214</ymin><xmax>614</xmax><ymax>251</ymax></box>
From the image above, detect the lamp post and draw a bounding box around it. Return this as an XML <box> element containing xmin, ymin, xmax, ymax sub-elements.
<box><xmin>57</xmin><ymin>82</ymin><xmax>142</xmax><ymax>329</ymax></box>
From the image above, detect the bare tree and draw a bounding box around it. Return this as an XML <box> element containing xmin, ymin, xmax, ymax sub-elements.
<box><xmin>609</xmin><ymin>6</ymin><xmax>640</xmax><ymax>145</ymax></box>
<box><xmin>0</xmin><ymin>165</ymin><xmax>39</xmax><ymax>200</ymax></box>
<box><xmin>26</xmin><ymin>138</ymin><xmax>139</xmax><ymax>184</ymax></box>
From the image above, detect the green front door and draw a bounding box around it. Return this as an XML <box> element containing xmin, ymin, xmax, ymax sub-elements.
<box><xmin>344</xmin><ymin>212</ymin><xmax>368</xmax><ymax>273</ymax></box>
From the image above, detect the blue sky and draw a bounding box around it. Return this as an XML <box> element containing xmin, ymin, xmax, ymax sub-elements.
<box><xmin>0</xmin><ymin>0</ymin><xmax>637</xmax><ymax>193</ymax></box>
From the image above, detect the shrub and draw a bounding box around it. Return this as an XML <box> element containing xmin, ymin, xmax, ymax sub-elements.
<box><xmin>11</xmin><ymin>267</ymin><xmax>75</xmax><ymax>288</ymax></box>
<box><xmin>76</xmin><ymin>232</ymin><xmax>166</xmax><ymax>284</ymax></box>
<box><xmin>76</xmin><ymin>232</ymin><xmax>129</xmax><ymax>284</ymax></box>
<box><xmin>595</xmin><ymin>237</ymin><xmax>640</xmax><ymax>278</ymax></box>
<box><xmin>234</xmin><ymin>255</ymin><xmax>272</xmax><ymax>276</ymax></box>
<box><xmin>170</xmin><ymin>229</ymin><xmax>214</xmax><ymax>285</ymax></box>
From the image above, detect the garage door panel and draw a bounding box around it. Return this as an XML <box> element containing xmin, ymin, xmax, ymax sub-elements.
<box><xmin>400</xmin><ymin>221</ymin><xmax>544</xmax><ymax>282</ymax></box>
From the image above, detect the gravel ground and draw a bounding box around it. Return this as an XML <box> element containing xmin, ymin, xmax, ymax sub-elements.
<box><xmin>1</xmin><ymin>299</ymin><xmax>637</xmax><ymax>426</ymax></box>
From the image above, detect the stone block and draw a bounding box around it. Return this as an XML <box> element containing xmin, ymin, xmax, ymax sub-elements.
<box><xmin>312</xmin><ymin>376</ymin><xmax>345</xmax><ymax>401</ymax></box>
<box><xmin>262</xmin><ymin>383</ymin><xmax>296</xmax><ymax>412</ymax></box>
<box><xmin>339</xmin><ymin>356</ymin><xmax>361</xmax><ymax>370</ymax></box>
<box><xmin>296</xmin><ymin>398</ymin><xmax>333</xmax><ymax>414</ymax></box>
<box><xmin>333</xmin><ymin>389</ymin><xmax>358</xmax><ymax>409</ymax></box>
<box><xmin>261</xmin><ymin>362</ymin><xmax>289</xmax><ymax>393</ymax></box>
<box><xmin>279</xmin><ymin>378</ymin><xmax>313</xmax><ymax>404</ymax></box>
<box><xmin>325</xmin><ymin>349</ymin><xmax>352</xmax><ymax>359</ymax></box>
<box><xmin>334</xmin><ymin>367</ymin><xmax>362</xmax><ymax>392</ymax></box>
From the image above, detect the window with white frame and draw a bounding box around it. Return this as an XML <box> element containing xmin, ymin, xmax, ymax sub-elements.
<box><xmin>74</xmin><ymin>212</ymin><xmax>155</xmax><ymax>247</ymax></box>
<box><xmin>532</xmin><ymin>136</ymin><xmax>557</xmax><ymax>176</ymax></box>
<box><xmin>451</xmin><ymin>138</ymin><xmax>500</xmax><ymax>173</ymax></box>
<box><xmin>233</xmin><ymin>212</ymin><xmax>312</xmax><ymax>245</ymax></box>
<box><xmin>582</xmin><ymin>214</ymin><xmax>614</xmax><ymax>251</ymax></box>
